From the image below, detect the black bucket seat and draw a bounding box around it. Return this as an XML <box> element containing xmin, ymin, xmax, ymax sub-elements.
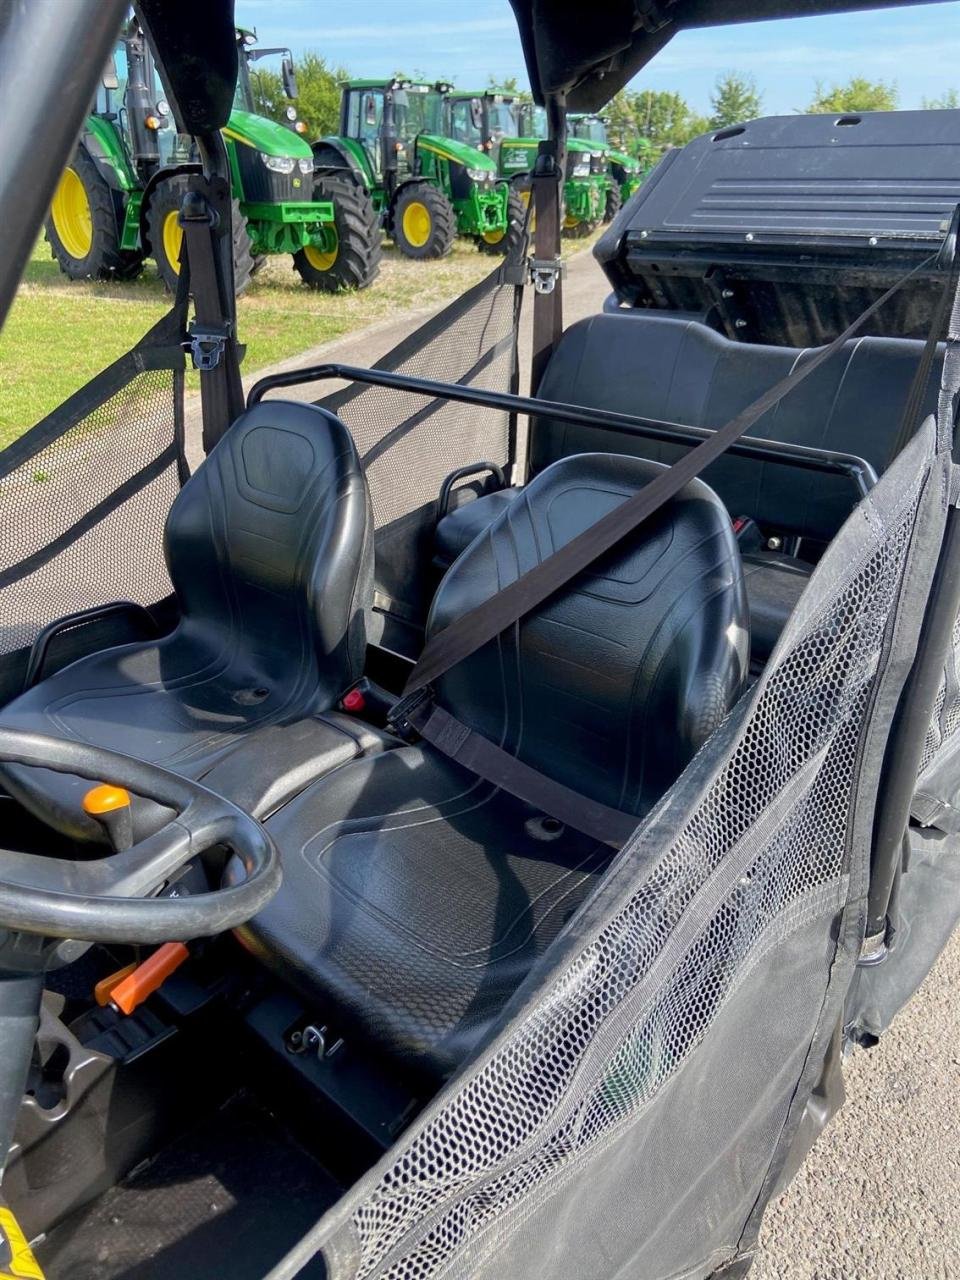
<box><xmin>0</xmin><ymin>401</ymin><xmax>375</xmax><ymax>843</ymax></box>
<box><xmin>236</xmin><ymin>452</ymin><xmax>749</xmax><ymax>1084</ymax></box>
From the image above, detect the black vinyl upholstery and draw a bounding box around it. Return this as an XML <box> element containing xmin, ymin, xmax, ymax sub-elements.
<box><xmin>239</xmin><ymin>452</ymin><xmax>749</xmax><ymax>1083</ymax></box>
<box><xmin>0</xmin><ymin>402</ymin><xmax>374</xmax><ymax>842</ymax></box>
<box><xmin>435</xmin><ymin>314</ymin><xmax>942</xmax><ymax>661</ymax></box>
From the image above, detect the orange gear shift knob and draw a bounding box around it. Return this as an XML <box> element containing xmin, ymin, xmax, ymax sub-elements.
<box><xmin>82</xmin><ymin>784</ymin><xmax>133</xmax><ymax>851</ymax></box>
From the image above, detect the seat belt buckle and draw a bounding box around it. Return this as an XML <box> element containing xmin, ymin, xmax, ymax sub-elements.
<box><xmin>386</xmin><ymin>687</ymin><xmax>435</xmax><ymax>743</ymax></box>
<box><xmin>186</xmin><ymin>321</ymin><xmax>232</xmax><ymax>371</ymax></box>
<box><xmin>529</xmin><ymin>257</ymin><xmax>565</xmax><ymax>295</ymax></box>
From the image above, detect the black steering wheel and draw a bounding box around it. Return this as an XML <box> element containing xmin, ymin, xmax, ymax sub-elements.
<box><xmin>0</xmin><ymin>728</ymin><xmax>280</xmax><ymax>944</ymax></box>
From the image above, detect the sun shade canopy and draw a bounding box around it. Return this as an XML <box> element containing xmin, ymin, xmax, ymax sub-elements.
<box><xmin>508</xmin><ymin>0</ymin><xmax>944</xmax><ymax>109</ymax></box>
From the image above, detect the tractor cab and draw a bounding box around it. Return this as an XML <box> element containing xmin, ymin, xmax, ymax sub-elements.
<box><xmin>443</xmin><ymin>89</ymin><xmax>520</xmax><ymax>157</ymax></box>
<box><xmin>0</xmin><ymin>2</ymin><xmax>958</xmax><ymax>1279</ymax></box>
<box><xmin>318</xmin><ymin>79</ymin><xmax>521</xmax><ymax>258</ymax></box>
<box><xmin>508</xmin><ymin>100</ymin><xmax>608</xmax><ymax>235</ymax></box>
<box><xmin>568</xmin><ymin>112</ymin><xmax>648</xmax><ymax>218</ymax></box>
<box><xmin>233</xmin><ymin>27</ymin><xmax>307</xmax><ymax>137</ymax></box>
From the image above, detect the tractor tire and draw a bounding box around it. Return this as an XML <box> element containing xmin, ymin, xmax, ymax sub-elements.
<box><xmin>293</xmin><ymin>173</ymin><xmax>381</xmax><ymax>291</ymax></box>
<box><xmin>603</xmin><ymin>181</ymin><xmax>623</xmax><ymax>223</ymax></box>
<box><xmin>562</xmin><ymin>216</ymin><xmax>601</xmax><ymax>240</ymax></box>
<box><xmin>146</xmin><ymin>175</ymin><xmax>254</xmax><ymax>295</ymax></box>
<box><xmin>477</xmin><ymin>187</ymin><xmax>527</xmax><ymax>256</ymax></box>
<box><xmin>45</xmin><ymin>146</ymin><xmax>137</xmax><ymax>281</ymax></box>
<box><xmin>391</xmin><ymin>182</ymin><xmax>456</xmax><ymax>260</ymax></box>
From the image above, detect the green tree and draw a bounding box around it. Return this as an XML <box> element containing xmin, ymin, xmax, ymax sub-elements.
<box><xmin>253</xmin><ymin>51</ymin><xmax>346</xmax><ymax>136</ymax></box>
<box><xmin>922</xmin><ymin>88</ymin><xmax>960</xmax><ymax>108</ymax></box>
<box><xmin>606</xmin><ymin>90</ymin><xmax>639</xmax><ymax>152</ymax></box>
<box><xmin>632</xmin><ymin>89</ymin><xmax>709</xmax><ymax>150</ymax></box>
<box><xmin>488</xmin><ymin>73</ymin><xmax>521</xmax><ymax>93</ymax></box>
<box><xmin>806</xmin><ymin>77</ymin><xmax>898</xmax><ymax>113</ymax></box>
<box><xmin>709</xmin><ymin>72</ymin><xmax>762</xmax><ymax>128</ymax></box>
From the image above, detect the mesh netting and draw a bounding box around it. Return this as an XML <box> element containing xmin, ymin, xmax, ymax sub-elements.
<box><xmin>918</xmin><ymin>608</ymin><xmax>960</xmax><ymax>775</ymax></box>
<box><xmin>0</xmin><ymin>366</ymin><xmax>182</xmax><ymax>658</ymax></box>
<box><xmin>322</xmin><ymin>430</ymin><xmax>932</xmax><ymax>1280</ymax></box>
<box><xmin>322</xmin><ymin>272</ymin><xmax>517</xmax><ymax>533</ymax></box>
<box><xmin>317</xmin><ymin>268</ymin><xmax>519</xmax><ymax>634</ymax></box>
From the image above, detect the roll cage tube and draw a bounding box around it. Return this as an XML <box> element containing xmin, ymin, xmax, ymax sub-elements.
<box><xmin>247</xmin><ymin>361</ymin><xmax>878</xmax><ymax>497</ymax></box>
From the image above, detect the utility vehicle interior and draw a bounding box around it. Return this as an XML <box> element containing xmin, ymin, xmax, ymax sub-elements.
<box><xmin>0</xmin><ymin>2</ymin><xmax>957</xmax><ymax>1279</ymax></box>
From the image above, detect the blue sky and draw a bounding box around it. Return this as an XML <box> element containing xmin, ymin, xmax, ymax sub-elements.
<box><xmin>234</xmin><ymin>0</ymin><xmax>960</xmax><ymax>114</ymax></box>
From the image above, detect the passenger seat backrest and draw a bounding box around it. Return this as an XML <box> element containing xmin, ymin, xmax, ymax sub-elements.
<box><xmin>428</xmin><ymin>453</ymin><xmax>749</xmax><ymax>820</ymax></box>
<box><xmin>532</xmin><ymin>315</ymin><xmax>943</xmax><ymax>544</ymax></box>
<box><xmin>165</xmin><ymin>401</ymin><xmax>373</xmax><ymax>708</ymax></box>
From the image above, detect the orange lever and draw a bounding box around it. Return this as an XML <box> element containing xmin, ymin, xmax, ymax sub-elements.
<box><xmin>94</xmin><ymin>962</ymin><xmax>138</xmax><ymax>1007</ymax></box>
<box><xmin>110</xmin><ymin>942</ymin><xmax>189</xmax><ymax>1015</ymax></box>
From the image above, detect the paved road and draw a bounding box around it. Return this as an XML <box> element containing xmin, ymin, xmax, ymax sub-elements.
<box><xmin>203</xmin><ymin>244</ymin><xmax>960</xmax><ymax>1277</ymax></box>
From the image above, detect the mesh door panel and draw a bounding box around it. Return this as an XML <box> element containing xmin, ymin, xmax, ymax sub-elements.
<box><xmin>322</xmin><ymin>429</ymin><xmax>933</xmax><ymax>1280</ymax></box>
<box><xmin>0</xmin><ymin>367</ymin><xmax>182</xmax><ymax>658</ymax></box>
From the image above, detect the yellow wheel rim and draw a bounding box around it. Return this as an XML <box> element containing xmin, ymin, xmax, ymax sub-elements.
<box><xmin>304</xmin><ymin>232</ymin><xmax>339</xmax><ymax>272</ymax></box>
<box><xmin>563</xmin><ymin>213</ymin><xmax>579</xmax><ymax>229</ymax></box>
<box><xmin>162</xmin><ymin>209</ymin><xmax>183</xmax><ymax>275</ymax></box>
<box><xmin>402</xmin><ymin>201</ymin><xmax>432</xmax><ymax>248</ymax></box>
<box><xmin>482</xmin><ymin>227</ymin><xmax>506</xmax><ymax>245</ymax></box>
<box><xmin>51</xmin><ymin>167</ymin><xmax>93</xmax><ymax>260</ymax></box>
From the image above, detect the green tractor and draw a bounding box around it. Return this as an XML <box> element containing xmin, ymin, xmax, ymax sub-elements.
<box><xmin>45</xmin><ymin>22</ymin><xmax>379</xmax><ymax>293</ymax></box>
<box><xmin>568</xmin><ymin>113</ymin><xmax>653</xmax><ymax>220</ymax></box>
<box><xmin>506</xmin><ymin>101</ymin><xmax>608</xmax><ymax>238</ymax></box>
<box><xmin>311</xmin><ymin>80</ymin><xmax>522</xmax><ymax>259</ymax></box>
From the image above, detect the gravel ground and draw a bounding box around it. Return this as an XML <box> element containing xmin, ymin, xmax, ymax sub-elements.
<box><xmin>753</xmin><ymin>926</ymin><xmax>960</xmax><ymax>1280</ymax></box>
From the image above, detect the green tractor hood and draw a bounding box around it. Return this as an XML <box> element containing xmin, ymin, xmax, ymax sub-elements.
<box><xmin>416</xmin><ymin>134</ymin><xmax>498</xmax><ymax>172</ymax></box>
<box><xmin>605</xmin><ymin>146</ymin><xmax>640</xmax><ymax>172</ymax></box>
<box><xmin>225</xmin><ymin>108</ymin><xmax>312</xmax><ymax>158</ymax></box>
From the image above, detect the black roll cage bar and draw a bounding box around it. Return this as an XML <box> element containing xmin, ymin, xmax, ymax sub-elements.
<box><xmin>247</xmin><ymin>362</ymin><xmax>879</xmax><ymax>499</ymax></box>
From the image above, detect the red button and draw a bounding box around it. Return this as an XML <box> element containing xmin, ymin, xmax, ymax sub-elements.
<box><xmin>342</xmin><ymin>688</ymin><xmax>366</xmax><ymax>713</ymax></box>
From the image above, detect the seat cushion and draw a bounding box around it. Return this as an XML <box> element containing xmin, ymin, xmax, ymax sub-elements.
<box><xmin>235</xmin><ymin>743</ymin><xmax>614</xmax><ymax>1084</ymax></box>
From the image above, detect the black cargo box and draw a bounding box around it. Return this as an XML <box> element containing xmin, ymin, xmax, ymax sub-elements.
<box><xmin>595</xmin><ymin>109</ymin><xmax>959</xmax><ymax>346</ymax></box>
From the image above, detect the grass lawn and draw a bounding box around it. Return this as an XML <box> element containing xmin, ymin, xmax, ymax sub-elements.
<box><xmin>0</xmin><ymin>238</ymin><xmax>508</xmax><ymax>448</ymax></box>
<box><xmin>0</xmin><ymin>229</ymin><xmax>602</xmax><ymax>449</ymax></box>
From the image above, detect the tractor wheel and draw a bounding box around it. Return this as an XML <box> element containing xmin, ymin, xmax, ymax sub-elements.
<box><xmin>391</xmin><ymin>183</ymin><xmax>456</xmax><ymax>260</ymax></box>
<box><xmin>146</xmin><ymin>176</ymin><xmax>254</xmax><ymax>295</ymax></box>
<box><xmin>45</xmin><ymin>146</ymin><xmax>137</xmax><ymax>280</ymax></box>
<box><xmin>562</xmin><ymin>214</ymin><xmax>601</xmax><ymax>240</ymax></box>
<box><xmin>603</xmin><ymin>181</ymin><xmax>623</xmax><ymax>223</ymax></box>
<box><xmin>477</xmin><ymin>187</ymin><xmax>527</xmax><ymax>256</ymax></box>
<box><xmin>293</xmin><ymin>173</ymin><xmax>381</xmax><ymax>291</ymax></box>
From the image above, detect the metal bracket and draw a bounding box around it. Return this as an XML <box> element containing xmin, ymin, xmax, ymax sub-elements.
<box><xmin>529</xmin><ymin>256</ymin><xmax>566</xmax><ymax>295</ymax></box>
<box><xmin>186</xmin><ymin>322</ymin><xmax>231</xmax><ymax>371</ymax></box>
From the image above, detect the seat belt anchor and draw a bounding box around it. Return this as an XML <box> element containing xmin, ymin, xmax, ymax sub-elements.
<box><xmin>186</xmin><ymin>321</ymin><xmax>232</xmax><ymax>372</ymax></box>
<box><xmin>386</xmin><ymin>686</ymin><xmax>435</xmax><ymax>742</ymax></box>
<box><xmin>529</xmin><ymin>257</ymin><xmax>565</xmax><ymax>295</ymax></box>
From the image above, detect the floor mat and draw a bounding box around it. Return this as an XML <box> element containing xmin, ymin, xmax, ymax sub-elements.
<box><xmin>38</xmin><ymin>1094</ymin><xmax>338</xmax><ymax>1280</ymax></box>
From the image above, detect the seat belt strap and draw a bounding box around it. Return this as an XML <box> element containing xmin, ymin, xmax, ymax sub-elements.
<box><xmin>405</xmin><ymin>251</ymin><xmax>938</xmax><ymax>698</ymax></box>
<box><xmin>392</xmin><ymin>693</ymin><xmax>638</xmax><ymax>847</ymax></box>
<box><xmin>179</xmin><ymin>179</ymin><xmax>245</xmax><ymax>454</ymax></box>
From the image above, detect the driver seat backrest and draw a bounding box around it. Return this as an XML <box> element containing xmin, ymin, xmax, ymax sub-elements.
<box><xmin>164</xmin><ymin>399</ymin><xmax>373</xmax><ymax>704</ymax></box>
<box><xmin>427</xmin><ymin>452</ymin><xmax>750</xmax><ymax>819</ymax></box>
